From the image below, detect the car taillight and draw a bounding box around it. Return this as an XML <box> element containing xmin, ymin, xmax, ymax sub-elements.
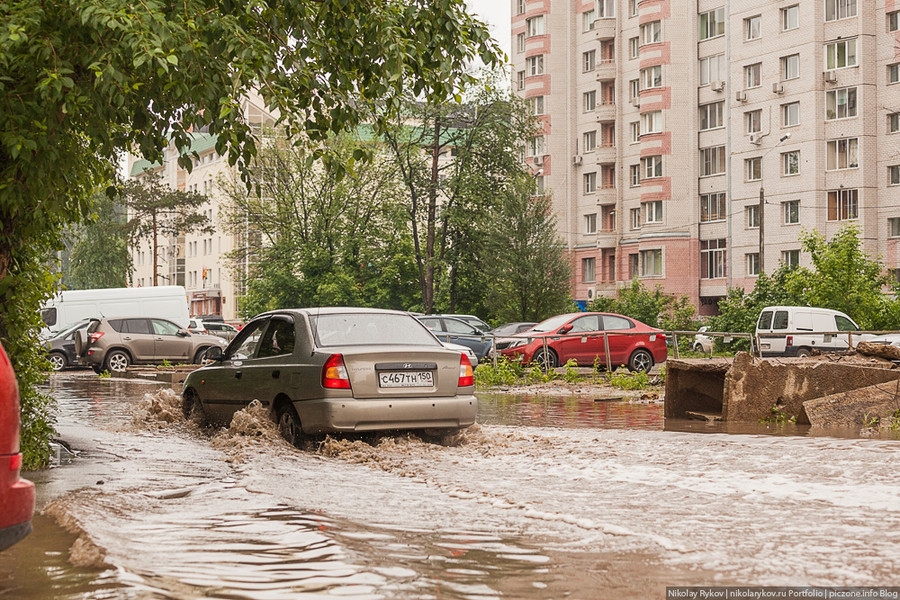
<box><xmin>786</xmin><ymin>335</ymin><xmax>793</xmax><ymax>347</ymax></box>
<box><xmin>89</xmin><ymin>331</ymin><xmax>104</xmax><ymax>343</ymax></box>
<box><xmin>458</xmin><ymin>354</ymin><xmax>474</xmax><ymax>387</ymax></box>
<box><xmin>8</xmin><ymin>453</ymin><xmax>21</xmax><ymax>472</ymax></box>
<box><xmin>322</xmin><ymin>354</ymin><xmax>351</xmax><ymax>389</ymax></box>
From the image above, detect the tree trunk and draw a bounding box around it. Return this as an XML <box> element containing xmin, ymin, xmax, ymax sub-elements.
<box><xmin>424</xmin><ymin>118</ymin><xmax>440</xmax><ymax>313</ymax></box>
<box><xmin>151</xmin><ymin>211</ymin><xmax>158</xmax><ymax>286</ymax></box>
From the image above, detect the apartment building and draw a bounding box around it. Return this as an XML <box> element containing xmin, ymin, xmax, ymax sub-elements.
<box><xmin>512</xmin><ymin>0</ymin><xmax>900</xmax><ymax>314</ymax></box>
<box><xmin>128</xmin><ymin>94</ymin><xmax>276</xmax><ymax>321</ymax></box>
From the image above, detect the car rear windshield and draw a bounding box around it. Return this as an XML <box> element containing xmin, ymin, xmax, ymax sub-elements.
<box><xmin>310</xmin><ymin>313</ymin><xmax>441</xmax><ymax>347</ymax></box>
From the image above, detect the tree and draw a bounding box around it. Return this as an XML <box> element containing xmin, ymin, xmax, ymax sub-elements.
<box><xmin>1</xmin><ymin>0</ymin><xmax>499</xmax><ymax>467</ymax></box>
<box><xmin>589</xmin><ymin>279</ymin><xmax>698</xmax><ymax>330</ymax></box>
<box><xmin>482</xmin><ymin>178</ymin><xmax>572</xmax><ymax>323</ymax></box>
<box><xmin>62</xmin><ymin>192</ymin><xmax>131</xmax><ymax>289</ymax></box>
<box><xmin>121</xmin><ymin>173</ymin><xmax>211</xmax><ymax>286</ymax></box>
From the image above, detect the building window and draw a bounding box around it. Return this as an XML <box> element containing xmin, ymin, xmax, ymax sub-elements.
<box><xmin>584</xmin><ymin>172</ymin><xmax>597</xmax><ymax>194</ymax></box>
<box><xmin>641</xmin><ymin>110</ymin><xmax>662</xmax><ymax>135</ymax></box>
<box><xmin>700</xmin><ymin>192</ymin><xmax>726</xmax><ymax>222</ymax></box>
<box><xmin>825</xmin><ymin>39</ymin><xmax>857</xmax><ymax>70</ymax></box>
<box><xmin>890</xmin><ymin>165</ymin><xmax>900</xmax><ymax>186</ymax></box>
<box><xmin>629</xmin><ymin>37</ymin><xmax>639</xmax><ymax>59</ymax></box>
<box><xmin>528</xmin><ymin>96</ymin><xmax>544</xmax><ymax>115</ymax></box>
<box><xmin>747</xmin><ymin>205</ymin><xmax>760</xmax><ymax>228</ymax></box>
<box><xmin>534</xmin><ymin>175</ymin><xmax>545</xmax><ymax>195</ymax></box>
<box><xmin>745</xmin><ymin>15</ymin><xmax>761</xmax><ymax>40</ymax></box>
<box><xmin>583</xmin><ymin>130</ymin><xmax>597</xmax><ymax>152</ymax></box>
<box><xmin>585</xmin><ymin>213</ymin><xmax>597</xmax><ymax>234</ymax></box>
<box><xmin>630</xmin><ymin>164</ymin><xmax>641</xmax><ymax>187</ymax></box>
<box><xmin>701</xmin><ymin>239</ymin><xmax>727</xmax><ymax>279</ymax></box>
<box><xmin>783</xmin><ymin>200</ymin><xmax>800</xmax><ymax>224</ymax></box>
<box><xmin>517</xmin><ymin>70</ymin><xmax>525</xmax><ymax>90</ymax></box>
<box><xmin>583</xmin><ymin>50</ymin><xmax>596</xmax><ymax>72</ymax></box>
<box><xmin>517</xmin><ymin>33</ymin><xmax>526</xmax><ymax>53</ymax></box>
<box><xmin>629</xmin><ymin>254</ymin><xmax>640</xmax><ymax>278</ymax></box>
<box><xmin>745</xmin><ymin>157</ymin><xmax>762</xmax><ymax>181</ymax></box>
<box><xmin>629</xmin><ymin>0</ymin><xmax>638</xmax><ymax>17</ymax></box>
<box><xmin>826</xmin><ymin>87</ymin><xmax>857</xmax><ymax>120</ymax></box>
<box><xmin>890</xmin><ymin>113</ymin><xmax>900</xmax><ymax>133</ymax></box>
<box><xmin>517</xmin><ymin>0</ymin><xmax>526</xmax><ymax>15</ymax></box>
<box><xmin>781</xmin><ymin>54</ymin><xmax>800</xmax><ymax>80</ymax></box>
<box><xmin>597</xmin><ymin>0</ymin><xmax>614</xmax><ymax>18</ymax></box>
<box><xmin>640</xmin><ymin>65</ymin><xmax>662</xmax><ymax>89</ymax></box>
<box><xmin>582</xmin><ymin>257</ymin><xmax>596</xmax><ymax>283</ymax></box>
<box><xmin>640</xmin><ymin>21</ymin><xmax>661</xmax><ymax>45</ymax></box>
<box><xmin>526</xmin><ymin>15</ymin><xmax>544</xmax><ymax>37</ymax></box>
<box><xmin>745</xmin><ymin>110</ymin><xmax>762</xmax><ymax>134</ymax></box>
<box><xmin>700</xmin><ymin>146</ymin><xmax>726</xmax><ymax>177</ymax></box>
<box><xmin>747</xmin><ymin>253</ymin><xmax>760</xmax><ymax>276</ymax></box>
<box><xmin>583</xmin><ymin>90</ymin><xmax>596</xmax><ymax>112</ymax></box>
<box><xmin>699</xmin><ymin>8</ymin><xmax>725</xmax><ymax>41</ymax></box>
<box><xmin>642</xmin><ymin>155</ymin><xmax>663</xmax><ymax>179</ymax></box>
<box><xmin>629</xmin><ymin>79</ymin><xmax>639</xmax><ymax>100</ymax></box>
<box><xmin>699</xmin><ymin>54</ymin><xmax>725</xmax><ymax>87</ymax></box>
<box><xmin>890</xmin><ymin>64</ymin><xmax>900</xmax><ymax>84</ymax></box>
<box><xmin>745</xmin><ymin>63</ymin><xmax>762</xmax><ymax>88</ymax></box>
<box><xmin>782</xmin><ymin>5</ymin><xmax>799</xmax><ymax>30</ymax></box>
<box><xmin>630</xmin><ymin>208</ymin><xmax>641</xmax><ymax>229</ymax></box>
<box><xmin>782</xmin><ymin>250</ymin><xmax>800</xmax><ymax>269</ymax></box>
<box><xmin>643</xmin><ymin>201</ymin><xmax>663</xmax><ymax>224</ymax></box>
<box><xmin>700</xmin><ymin>102</ymin><xmax>725</xmax><ymax>130</ymax></box>
<box><xmin>826</xmin><ymin>138</ymin><xmax>858</xmax><ymax>170</ymax></box>
<box><xmin>827</xmin><ymin>189</ymin><xmax>858</xmax><ymax>221</ymax></box>
<box><xmin>783</xmin><ymin>102</ymin><xmax>800</xmax><ymax>127</ymax></box>
<box><xmin>825</xmin><ymin>0</ymin><xmax>856</xmax><ymax>22</ymax></box>
<box><xmin>782</xmin><ymin>151</ymin><xmax>800</xmax><ymax>176</ymax></box>
<box><xmin>641</xmin><ymin>249</ymin><xmax>663</xmax><ymax>277</ymax></box>
<box><xmin>630</xmin><ymin>121</ymin><xmax>640</xmax><ymax>143</ymax></box>
<box><xmin>526</xmin><ymin>55</ymin><xmax>544</xmax><ymax>76</ymax></box>
<box><xmin>529</xmin><ymin>135</ymin><xmax>544</xmax><ymax>157</ymax></box>
<box><xmin>583</xmin><ymin>9</ymin><xmax>596</xmax><ymax>31</ymax></box>
<box><xmin>889</xmin><ymin>217</ymin><xmax>900</xmax><ymax>237</ymax></box>
<box><xmin>890</xmin><ymin>11</ymin><xmax>900</xmax><ymax>32</ymax></box>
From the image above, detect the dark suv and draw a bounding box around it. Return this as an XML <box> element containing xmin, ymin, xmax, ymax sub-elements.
<box><xmin>76</xmin><ymin>317</ymin><xmax>227</xmax><ymax>373</ymax></box>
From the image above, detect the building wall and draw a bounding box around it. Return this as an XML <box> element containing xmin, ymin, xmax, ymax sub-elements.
<box><xmin>512</xmin><ymin>0</ymin><xmax>900</xmax><ymax>311</ymax></box>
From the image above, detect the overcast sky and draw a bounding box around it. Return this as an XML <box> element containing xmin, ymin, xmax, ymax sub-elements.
<box><xmin>466</xmin><ymin>0</ymin><xmax>511</xmax><ymax>57</ymax></box>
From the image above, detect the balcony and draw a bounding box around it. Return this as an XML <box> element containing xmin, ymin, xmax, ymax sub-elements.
<box><xmin>594</xmin><ymin>103</ymin><xmax>616</xmax><ymax>121</ymax></box>
<box><xmin>593</xmin><ymin>144</ymin><xmax>616</xmax><ymax>164</ymax></box>
<box><xmin>594</xmin><ymin>59</ymin><xmax>616</xmax><ymax>81</ymax></box>
<box><xmin>592</xmin><ymin>18</ymin><xmax>616</xmax><ymax>40</ymax></box>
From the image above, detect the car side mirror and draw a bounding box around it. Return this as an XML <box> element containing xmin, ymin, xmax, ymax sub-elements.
<box><xmin>206</xmin><ymin>346</ymin><xmax>223</xmax><ymax>361</ymax></box>
<box><xmin>177</xmin><ymin>329</ymin><xmax>189</xmax><ymax>337</ymax></box>
<box><xmin>559</xmin><ymin>324</ymin><xmax>574</xmax><ymax>334</ymax></box>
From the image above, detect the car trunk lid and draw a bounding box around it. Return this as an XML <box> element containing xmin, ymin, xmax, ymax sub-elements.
<box><xmin>330</xmin><ymin>346</ymin><xmax>463</xmax><ymax>398</ymax></box>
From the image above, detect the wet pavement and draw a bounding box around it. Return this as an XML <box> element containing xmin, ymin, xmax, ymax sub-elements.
<box><xmin>1</xmin><ymin>373</ymin><xmax>899</xmax><ymax>599</ymax></box>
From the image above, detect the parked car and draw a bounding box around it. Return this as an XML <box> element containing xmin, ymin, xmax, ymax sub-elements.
<box><xmin>0</xmin><ymin>342</ymin><xmax>35</xmax><ymax>551</ymax></box>
<box><xmin>188</xmin><ymin>318</ymin><xmax>208</xmax><ymax>335</ymax></box>
<box><xmin>755</xmin><ymin>306</ymin><xmax>865</xmax><ymax>357</ymax></box>
<box><xmin>491</xmin><ymin>322</ymin><xmax>538</xmax><ymax>352</ymax></box>
<box><xmin>443</xmin><ymin>341</ymin><xmax>478</xmax><ymax>367</ymax></box>
<box><xmin>182</xmin><ymin>308</ymin><xmax>476</xmax><ymax>446</ymax></box>
<box><xmin>202</xmin><ymin>321</ymin><xmax>240</xmax><ymax>341</ymax></box>
<box><xmin>76</xmin><ymin>317</ymin><xmax>227</xmax><ymax>373</ymax></box>
<box><xmin>43</xmin><ymin>318</ymin><xmax>91</xmax><ymax>371</ymax></box>
<box><xmin>431</xmin><ymin>314</ymin><xmax>492</xmax><ymax>333</ymax></box>
<box><xmin>693</xmin><ymin>326</ymin><xmax>714</xmax><ymax>353</ymax></box>
<box><xmin>498</xmin><ymin>312</ymin><xmax>667</xmax><ymax>372</ymax></box>
<box><xmin>866</xmin><ymin>334</ymin><xmax>900</xmax><ymax>347</ymax></box>
<box><xmin>415</xmin><ymin>316</ymin><xmax>493</xmax><ymax>360</ymax></box>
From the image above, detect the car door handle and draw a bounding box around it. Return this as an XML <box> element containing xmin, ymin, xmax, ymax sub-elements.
<box><xmin>123</xmin><ymin>336</ymin><xmax>132</xmax><ymax>340</ymax></box>
<box><xmin>272</xmin><ymin>370</ymin><xmax>280</xmax><ymax>379</ymax></box>
<box><xmin>235</xmin><ymin>370</ymin><xmax>242</xmax><ymax>379</ymax></box>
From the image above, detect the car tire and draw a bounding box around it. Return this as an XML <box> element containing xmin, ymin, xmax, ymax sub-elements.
<box><xmin>47</xmin><ymin>352</ymin><xmax>67</xmax><ymax>371</ymax></box>
<box><xmin>628</xmin><ymin>349</ymin><xmax>653</xmax><ymax>373</ymax></box>
<box><xmin>194</xmin><ymin>347</ymin><xmax>212</xmax><ymax>364</ymax></box>
<box><xmin>182</xmin><ymin>389</ymin><xmax>207</xmax><ymax>425</ymax></box>
<box><xmin>275</xmin><ymin>401</ymin><xmax>303</xmax><ymax>448</ymax></box>
<box><xmin>533</xmin><ymin>348</ymin><xmax>559</xmax><ymax>369</ymax></box>
<box><xmin>795</xmin><ymin>347</ymin><xmax>812</xmax><ymax>358</ymax></box>
<box><xmin>692</xmin><ymin>343</ymin><xmax>703</xmax><ymax>353</ymax></box>
<box><xmin>104</xmin><ymin>350</ymin><xmax>130</xmax><ymax>373</ymax></box>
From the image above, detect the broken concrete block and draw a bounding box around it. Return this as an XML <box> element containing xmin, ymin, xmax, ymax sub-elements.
<box><xmin>856</xmin><ymin>341</ymin><xmax>900</xmax><ymax>361</ymax></box>
<box><xmin>802</xmin><ymin>381</ymin><xmax>900</xmax><ymax>428</ymax></box>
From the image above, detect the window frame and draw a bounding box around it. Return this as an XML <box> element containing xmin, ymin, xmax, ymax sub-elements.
<box><xmin>700</xmin><ymin>192</ymin><xmax>726</xmax><ymax>223</ymax></box>
<box><xmin>643</xmin><ymin>201</ymin><xmax>663</xmax><ymax>224</ymax></box>
<box><xmin>825</xmin><ymin>0</ymin><xmax>856</xmax><ymax>22</ymax></box>
<box><xmin>582</xmin><ymin>257</ymin><xmax>596</xmax><ymax>283</ymax></box>
<box><xmin>782</xmin><ymin>101</ymin><xmax>800</xmax><ymax>127</ymax></box>
<box><xmin>825</xmin><ymin>39</ymin><xmax>857</xmax><ymax>70</ymax></box>
<box><xmin>825</xmin><ymin>138</ymin><xmax>859</xmax><ymax>171</ymax></box>
<box><xmin>745</xmin><ymin>157</ymin><xmax>762</xmax><ymax>182</ymax></box>
<box><xmin>783</xmin><ymin>200</ymin><xmax>800</xmax><ymax>225</ymax></box>
<box><xmin>584</xmin><ymin>172</ymin><xmax>597</xmax><ymax>194</ymax></box>
<box><xmin>700</xmin><ymin>102</ymin><xmax>725</xmax><ymax>130</ymax></box>
<box><xmin>700</xmin><ymin>239</ymin><xmax>727</xmax><ymax>279</ymax></box>
<box><xmin>641</xmin><ymin>155</ymin><xmax>663</xmax><ymax>179</ymax></box>
<box><xmin>782</xmin><ymin>151</ymin><xmax>800</xmax><ymax>176</ymax></box>
<box><xmin>745</xmin><ymin>63</ymin><xmax>762</xmax><ymax>88</ymax></box>
<box><xmin>699</xmin><ymin>8</ymin><xmax>725</xmax><ymax>41</ymax></box>
<box><xmin>782</xmin><ymin>5</ymin><xmax>799</xmax><ymax>31</ymax></box>
<box><xmin>700</xmin><ymin>146</ymin><xmax>726</xmax><ymax>177</ymax></box>
<box><xmin>825</xmin><ymin>87</ymin><xmax>857</xmax><ymax>120</ymax></box>
<box><xmin>744</xmin><ymin>15</ymin><xmax>761</xmax><ymax>41</ymax></box>
<box><xmin>826</xmin><ymin>188</ymin><xmax>859</xmax><ymax>221</ymax></box>
<box><xmin>640</xmin><ymin>249</ymin><xmax>663</xmax><ymax>277</ymax></box>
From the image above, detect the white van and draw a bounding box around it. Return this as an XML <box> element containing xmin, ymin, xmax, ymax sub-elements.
<box><xmin>755</xmin><ymin>306</ymin><xmax>863</xmax><ymax>357</ymax></box>
<box><xmin>41</xmin><ymin>286</ymin><xmax>190</xmax><ymax>337</ymax></box>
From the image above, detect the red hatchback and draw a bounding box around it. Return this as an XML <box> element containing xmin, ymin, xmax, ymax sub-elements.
<box><xmin>498</xmin><ymin>312</ymin><xmax>667</xmax><ymax>372</ymax></box>
<box><xmin>0</xmin><ymin>343</ymin><xmax>35</xmax><ymax>551</ymax></box>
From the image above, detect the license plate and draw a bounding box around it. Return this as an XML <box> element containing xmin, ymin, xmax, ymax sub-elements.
<box><xmin>378</xmin><ymin>371</ymin><xmax>434</xmax><ymax>388</ymax></box>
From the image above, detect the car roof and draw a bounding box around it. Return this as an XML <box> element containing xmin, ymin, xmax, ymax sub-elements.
<box><xmin>252</xmin><ymin>307</ymin><xmax>414</xmax><ymax>319</ymax></box>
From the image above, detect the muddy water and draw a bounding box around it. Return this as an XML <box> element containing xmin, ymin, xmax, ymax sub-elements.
<box><xmin>1</xmin><ymin>374</ymin><xmax>899</xmax><ymax>599</ymax></box>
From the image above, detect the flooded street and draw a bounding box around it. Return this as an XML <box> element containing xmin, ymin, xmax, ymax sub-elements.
<box><xmin>1</xmin><ymin>373</ymin><xmax>899</xmax><ymax>599</ymax></box>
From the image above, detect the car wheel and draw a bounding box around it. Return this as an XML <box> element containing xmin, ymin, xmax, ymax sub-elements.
<box><xmin>692</xmin><ymin>343</ymin><xmax>703</xmax><ymax>353</ymax></box>
<box><xmin>104</xmin><ymin>350</ymin><xmax>130</xmax><ymax>373</ymax></box>
<box><xmin>47</xmin><ymin>352</ymin><xmax>67</xmax><ymax>371</ymax></box>
<box><xmin>182</xmin><ymin>389</ymin><xmax>207</xmax><ymax>424</ymax></box>
<box><xmin>533</xmin><ymin>348</ymin><xmax>559</xmax><ymax>369</ymax></box>
<box><xmin>795</xmin><ymin>347</ymin><xmax>812</xmax><ymax>358</ymax></box>
<box><xmin>628</xmin><ymin>349</ymin><xmax>653</xmax><ymax>373</ymax></box>
<box><xmin>275</xmin><ymin>402</ymin><xmax>303</xmax><ymax>448</ymax></box>
<box><xmin>194</xmin><ymin>347</ymin><xmax>212</xmax><ymax>364</ymax></box>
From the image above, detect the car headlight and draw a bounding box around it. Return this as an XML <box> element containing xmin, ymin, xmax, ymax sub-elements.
<box><xmin>508</xmin><ymin>339</ymin><xmax>529</xmax><ymax>348</ymax></box>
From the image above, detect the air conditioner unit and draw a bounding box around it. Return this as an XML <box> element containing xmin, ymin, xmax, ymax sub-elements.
<box><xmin>749</xmin><ymin>133</ymin><xmax>762</xmax><ymax>144</ymax></box>
<box><xmin>533</xmin><ymin>154</ymin><xmax>544</xmax><ymax>165</ymax></box>
<box><xmin>735</xmin><ymin>90</ymin><xmax>747</xmax><ymax>102</ymax></box>
<box><xmin>573</xmin><ymin>155</ymin><xmax>583</xmax><ymax>166</ymax></box>
<box><xmin>586</xmin><ymin>286</ymin><xmax>596</xmax><ymax>301</ymax></box>
<box><xmin>772</xmin><ymin>82</ymin><xmax>784</xmax><ymax>94</ymax></box>
<box><xmin>824</xmin><ymin>71</ymin><xmax>837</xmax><ymax>83</ymax></box>
<box><xmin>711</xmin><ymin>81</ymin><xmax>725</xmax><ymax>92</ymax></box>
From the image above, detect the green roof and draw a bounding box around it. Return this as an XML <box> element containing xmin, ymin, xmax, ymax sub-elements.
<box><xmin>129</xmin><ymin>132</ymin><xmax>219</xmax><ymax>177</ymax></box>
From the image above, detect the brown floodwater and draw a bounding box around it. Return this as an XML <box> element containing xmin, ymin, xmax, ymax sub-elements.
<box><xmin>0</xmin><ymin>373</ymin><xmax>898</xmax><ymax>599</ymax></box>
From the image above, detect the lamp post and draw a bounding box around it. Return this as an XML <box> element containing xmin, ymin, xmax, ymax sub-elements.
<box><xmin>758</xmin><ymin>133</ymin><xmax>791</xmax><ymax>275</ymax></box>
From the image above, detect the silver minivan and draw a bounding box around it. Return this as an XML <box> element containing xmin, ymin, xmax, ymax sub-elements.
<box><xmin>756</xmin><ymin>306</ymin><xmax>862</xmax><ymax>357</ymax></box>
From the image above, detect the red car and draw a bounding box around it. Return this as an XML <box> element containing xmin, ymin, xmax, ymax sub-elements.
<box><xmin>0</xmin><ymin>343</ymin><xmax>35</xmax><ymax>551</ymax></box>
<box><xmin>498</xmin><ymin>312</ymin><xmax>667</xmax><ymax>372</ymax></box>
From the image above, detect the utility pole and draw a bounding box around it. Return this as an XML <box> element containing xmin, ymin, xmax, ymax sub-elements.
<box><xmin>758</xmin><ymin>133</ymin><xmax>791</xmax><ymax>275</ymax></box>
